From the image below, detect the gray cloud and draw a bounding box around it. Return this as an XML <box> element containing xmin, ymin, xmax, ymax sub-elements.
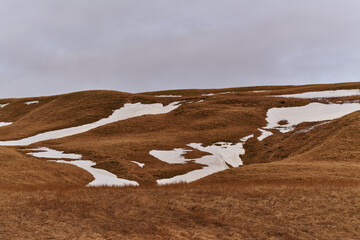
<box><xmin>1</xmin><ymin>0</ymin><xmax>360</xmax><ymax>98</ymax></box>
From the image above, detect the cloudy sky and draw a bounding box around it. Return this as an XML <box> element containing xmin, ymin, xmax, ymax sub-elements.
<box><xmin>1</xmin><ymin>0</ymin><xmax>360</xmax><ymax>98</ymax></box>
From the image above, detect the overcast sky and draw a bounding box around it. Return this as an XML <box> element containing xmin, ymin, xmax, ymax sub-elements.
<box><xmin>1</xmin><ymin>0</ymin><xmax>360</xmax><ymax>98</ymax></box>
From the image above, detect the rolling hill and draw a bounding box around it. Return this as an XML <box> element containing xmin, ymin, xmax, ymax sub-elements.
<box><xmin>1</xmin><ymin>82</ymin><xmax>360</xmax><ymax>239</ymax></box>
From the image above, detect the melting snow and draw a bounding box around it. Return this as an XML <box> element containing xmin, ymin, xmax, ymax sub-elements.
<box><xmin>26</xmin><ymin>147</ymin><xmax>82</xmax><ymax>159</ymax></box>
<box><xmin>252</xmin><ymin>90</ymin><xmax>270</xmax><ymax>93</ymax></box>
<box><xmin>0</xmin><ymin>103</ymin><xmax>9</xmax><ymax>108</ymax></box>
<box><xmin>272</xmin><ymin>89</ymin><xmax>360</xmax><ymax>99</ymax></box>
<box><xmin>296</xmin><ymin>121</ymin><xmax>331</xmax><ymax>134</ymax></box>
<box><xmin>257</xmin><ymin>128</ymin><xmax>273</xmax><ymax>141</ymax></box>
<box><xmin>150</xmin><ymin>135</ymin><xmax>253</xmax><ymax>185</ymax></box>
<box><xmin>26</xmin><ymin>147</ymin><xmax>139</xmax><ymax>187</ymax></box>
<box><xmin>201</xmin><ymin>92</ymin><xmax>232</xmax><ymax>97</ymax></box>
<box><xmin>54</xmin><ymin>160</ymin><xmax>139</xmax><ymax>187</ymax></box>
<box><xmin>0</xmin><ymin>102</ymin><xmax>181</xmax><ymax>146</ymax></box>
<box><xmin>240</xmin><ymin>134</ymin><xmax>254</xmax><ymax>142</ymax></box>
<box><xmin>25</xmin><ymin>101</ymin><xmax>39</xmax><ymax>105</ymax></box>
<box><xmin>130</xmin><ymin>161</ymin><xmax>145</xmax><ymax>168</ymax></box>
<box><xmin>0</xmin><ymin>122</ymin><xmax>12</xmax><ymax>127</ymax></box>
<box><xmin>155</xmin><ymin>95</ymin><xmax>182</xmax><ymax>98</ymax></box>
<box><xmin>257</xmin><ymin>102</ymin><xmax>360</xmax><ymax>140</ymax></box>
<box><xmin>150</xmin><ymin>148</ymin><xmax>191</xmax><ymax>164</ymax></box>
<box><xmin>1</xmin><ymin>102</ymin><xmax>180</xmax><ymax>186</ymax></box>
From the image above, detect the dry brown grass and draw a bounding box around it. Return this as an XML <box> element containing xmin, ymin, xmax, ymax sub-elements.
<box><xmin>0</xmin><ymin>147</ymin><xmax>91</xmax><ymax>186</ymax></box>
<box><xmin>1</xmin><ymin>182</ymin><xmax>360</xmax><ymax>240</ymax></box>
<box><xmin>141</xmin><ymin>81</ymin><xmax>360</xmax><ymax>96</ymax></box>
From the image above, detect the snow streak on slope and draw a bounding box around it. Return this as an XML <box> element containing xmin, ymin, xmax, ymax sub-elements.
<box><xmin>26</xmin><ymin>147</ymin><xmax>139</xmax><ymax>187</ymax></box>
<box><xmin>273</xmin><ymin>89</ymin><xmax>360</xmax><ymax>99</ymax></box>
<box><xmin>296</xmin><ymin>121</ymin><xmax>331</xmax><ymax>134</ymax></box>
<box><xmin>0</xmin><ymin>122</ymin><xmax>12</xmax><ymax>127</ymax></box>
<box><xmin>151</xmin><ymin>135</ymin><xmax>253</xmax><ymax>185</ymax></box>
<box><xmin>27</xmin><ymin>147</ymin><xmax>82</xmax><ymax>159</ymax></box>
<box><xmin>201</xmin><ymin>92</ymin><xmax>232</xmax><ymax>97</ymax></box>
<box><xmin>256</xmin><ymin>103</ymin><xmax>360</xmax><ymax>140</ymax></box>
<box><xmin>257</xmin><ymin>128</ymin><xmax>273</xmax><ymax>141</ymax></box>
<box><xmin>55</xmin><ymin>160</ymin><xmax>139</xmax><ymax>187</ymax></box>
<box><xmin>130</xmin><ymin>161</ymin><xmax>145</xmax><ymax>168</ymax></box>
<box><xmin>0</xmin><ymin>103</ymin><xmax>12</xmax><ymax>127</ymax></box>
<box><xmin>0</xmin><ymin>103</ymin><xmax>9</xmax><ymax>108</ymax></box>
<box><xmin>25</xmin><ymin>101</ymin><xmax>39</xmax><ymax>105</ymax></box>
<box><xmin>0</xmin><ymin>102</ymin><xmax>181</xmax><ymax>146</ymax></box>
<box><xmin>0</xmin><ymin>103</ymin><xmax>11</xmax><ymax>127</ymax></box>
<box><xmin>155</xmin><ymin>95</ymin><xmax>182</xmax><ymax>98</ymax></box>
<box><xmin>252</xmin><ymin>90</ymin><xmax>270</xmax><ymax>93</ymax></box>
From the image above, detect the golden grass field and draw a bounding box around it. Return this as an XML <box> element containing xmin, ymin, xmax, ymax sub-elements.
<box><xmin>1</xmin><ymin>82</ymin><xmax>360</xmax><ymax>239</ymax></box>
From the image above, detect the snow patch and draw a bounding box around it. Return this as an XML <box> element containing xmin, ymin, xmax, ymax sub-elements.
<box><xmin>155</xmin><ymin>95</ymin><xmax>182</xmax><ymax>98</ymax></box>
<box><xmin>26</xmin><ymin>147</ymin><xmax>139</xmax><ymax>187</ymax></box>
<box><xmin>25</xmin><ymin>101</ymin><xmax>39</xmax><ymax>105</ymax></box>
<box><xmin>201</xmin><ymin>92</ymin><xmax>232</xmax><ymax>97</ymax></box>
<box><xmin>252</xmin><ymin>90</ymin><xmax>270</xmax><ymax>93</ymax></box>
<box><xmin>151</xmin><ymin>135</ymin><xmax>253</xmax><ymax>185</ymax></box>
<box><xmin>257</xmin><ymin>129</ymin><xmax>273</xmax><ymax>141</ymax></box>
<box><xmin>0</xmin><ymin>102</ymin><xmax>181</xmax><ymax>146</ymax></box>
<box><xmin>0</xmin><ymin>122</ymin><xmax>12</xmax><ymax>127</ymax></box>
<box><xmin>272</xmin><ymin>89</ymin><xmax>360</xmax><ymax>99</ymax></box>
<box><xmin>0</xmin><ymin>103</ymin><xmax>9</xmax><ymax>108</ymax></box>
<box><xmin>296</xmin><ymin>121</ymin><xmax>331</xmax><ymax>134</ymax></box>
<box><xmin>241</xmin><ymin>134</ymin><xmax>254</xmax><ymax>142</ymax></box>
<box><xmin>259</xmin><ymin>102</ymin><xmax>360</xmax><ymax>139</ymax></box>
<box><xmin>26</xmin><ymin>147</ymin><xmax>82</xmax><ymax>159</ymax></box>
<box><xmin>130</xmin><ymin>161</ymin><xmax>145</xmax><ymax>168</ymax></box>
<box><xmin>54</xmin><ymin>160</ymin><xmax>139</xmax><ymax>187</ymax></box>
<box><xmin>150</xmin><ymin>148</ymin><xmax>190</xmax><ymax>165</ymax></box>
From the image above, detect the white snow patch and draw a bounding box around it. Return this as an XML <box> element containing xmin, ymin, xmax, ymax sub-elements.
<box><xmin>0</xmin><ymin>103</ymin><xmax>9</xmax><ymax>108</ymax></box>
<box><xmin>241</xmin><ymin>134</ymin><xmax>254</xmax><ymax>142</ymax></box>
<box><xmin>0</xmin><ymin>122</ymin><xmax>12</xmax><ymax>127</ymax></box>
<box><xmin>0</xmin><ymin>102</ymin><xmax>181</xmax><ymax>146</ymax></box>
<box><xmin>25</xmin><ymin>101</ymin><xmax>39</xmax><ymax>105</ymax></box>
<box><xmin>201</xmin><ymin>92</ymin><xmax>232</xmax><ymax>97</ymax></box>
<box><xmin>155</xmin><ymin>95</ymin><xmax>182</xmax><ymax>98</ymax></box>
<box><xmin>151</xmin><ymin>135</ymin><xmax>253</xmax><ymax>185</ymax></box>
<box><xmin>252</xmin><ymin>90</ymin><xmax>270</xmax><ymax>93</ymax></box>
<box><xmin>26</xmin><ymin>147</ymin><xmax>139</xmax><ymax>187</ymax></box>
<box><xmin>130</xmin><ymin>161</ymin><xmax>145</xmax><ymax>168</ymax></box>
<box><xmin>261</xmin><ymin>102</ymin><xmax>360</xmax><ymax>138</ymax></box>
<box><xmin>26</xmin><ymin>147</ymin><xmax>82</xmax><ymax>159</ymax></box>
<box><xmin>257</xmin><ymin>128</ymin><xmax>273</xmax><ymax>141</ymax></box>
<box><xmin>272</xmin><ymin>89</ymin><xmax>360</xmax><ymax>99</ymax></box>
<box><xmin>150</xmin><ymin>148</ymin><xmax>191</xmax><ymax>165</ymax></box>
<box><xmin>53</xmin><ymin>160</ymin><xmax>139</xmax><ymax>187</ymax></box>
<box><xmin>296</xmin><ymin>121</ymin><xmax>331</xmax><ymax>134</ymax></box>
<box><xmin>197</xmin><ymin>100</ymin><xmax>204</xmax><ymax>103</ymax></box>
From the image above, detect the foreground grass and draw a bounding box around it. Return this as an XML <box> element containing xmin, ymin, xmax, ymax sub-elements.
<box><xmin>1</xmin><ymin>181</ymin><xmax>360</xmax><ymax>240</ymax></box>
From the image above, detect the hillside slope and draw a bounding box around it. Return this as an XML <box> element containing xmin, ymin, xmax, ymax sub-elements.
<box><xmin>1</xmin><ymin>83</ymin><xmax>360</xmax><ymax>185</ymax></box>
<box><xmin>1</xmin><ymin>82</ymin><xmax>360</xmax><ymax>239</ymax></box>
<box><xmin>198</xmin><ymin>111</ymin><xmax>360</xmax><ymax>185</ymax></box>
